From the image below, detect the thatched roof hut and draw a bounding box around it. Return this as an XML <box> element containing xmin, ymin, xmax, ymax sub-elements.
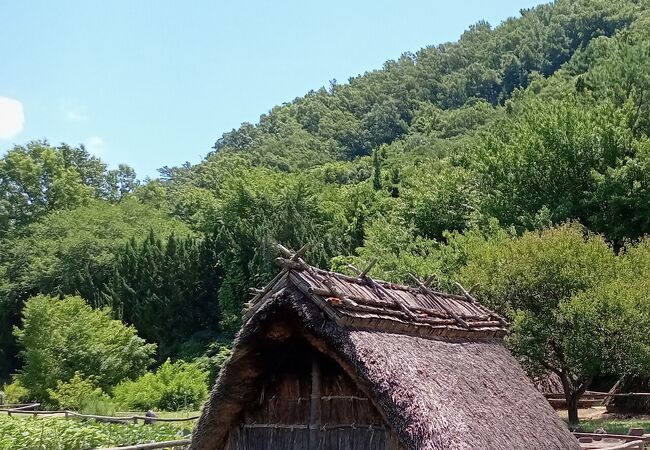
<box><xmin>191</xmin><ymin>247</ymin><xmax>579</xmax><ymax>450</ymax></box>
<box><xmin>605</xmin><ymin>376</ymin><xmax>650</xmax><ymax>413</ymax></box>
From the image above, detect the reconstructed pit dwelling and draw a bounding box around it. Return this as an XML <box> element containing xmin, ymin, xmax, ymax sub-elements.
<box><xmin>191</xmin><ymin>247</ymin><xmax>579</xmax><ymax>450</ymax></box>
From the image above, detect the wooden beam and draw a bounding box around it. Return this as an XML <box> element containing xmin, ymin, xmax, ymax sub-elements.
<box><xmin>292</xmin><ymin>244</ymin><xmax>309</xmax><ymax>260</ymax></box>
<box><xmin>359</xmin><ymin>259</ymin><xmax>377</xmax><ymax>278</ymax></box>
<box><xmin>277</xmin><ymin>243</ymin><xmax>293</xmax><ymax>257</ymax></box>
<box><xmin>424</xmin><ymin>274</ymin><xmax>438</xmax><ymax>288</ymax></box>
<box><xmin>309</xmin><ymin>357</ymin><xmax>322</xmax><ymax>447</ymax></box>
<box><xmin>95</xmin><ymin>440</ymin><xmax>192</xmax><ymax>450</ymax></box>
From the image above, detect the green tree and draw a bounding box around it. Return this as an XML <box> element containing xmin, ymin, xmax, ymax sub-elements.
<box><xmin>472</xmin><ymin>98</ymin><xmax>634</xmax><ymax>236</ymax></box>
<box><xmin>14</xmin><ymin>295</ymin><xmax>155</xmax><ymax>401</ymax></box>
<box><xmin>0</xmin><ymin>141</ymin><xmax>94</xmax><ymax>235</ymax></box>
<box><xmin>0</xmin><ymin>198</ymin><xmax>190</xmax><ymax>304</ymax></box>
<box><xmin>101</xmin><ymin>232</ymin><xmax>222</xmax><ymax>359</ymax></box>
<box><xmin>457</xmin><ymin>223</ymin><xmax>650</xmax><ymax>423</ymax></box>
<box><xmin>0</xmin><ymin>141</ymin><xmax>141</xmax><ymax>237</ymax></box>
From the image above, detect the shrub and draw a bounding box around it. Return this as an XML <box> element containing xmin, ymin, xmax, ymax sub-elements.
<box><xmin>47</xmin><ymin>372</ymin><xmax>112</xmax><ymax>412</ymax></box>
<box><xmin>80</xmin><ymin>396</ymin><xmax>117</xmax><ymax>416</ymax></box>
<box><xmin>14</xmin><ymin>295</ymin><xmax>156</xmax><ymax>401</ymax></box>
<box><xmin>1</xmin><ymin>379</ymin><xmax>30</xmax><ymax>404</ymax></box>
<box><xmin>113</xmin><ymin>359</ymin><xmax>208</xmax><ymax>411</ymax></box>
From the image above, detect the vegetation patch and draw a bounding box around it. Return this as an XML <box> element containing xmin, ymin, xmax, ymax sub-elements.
<box><xmin>0</xmin><ymin>416</ymin><xmax>187</xmax><ymax>450</ymax></box>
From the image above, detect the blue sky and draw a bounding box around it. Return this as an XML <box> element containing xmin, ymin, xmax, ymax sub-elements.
<box><xmin>0</xmin><ymin>0</ymin><xmax>547</xmax><ymax>178</ymax></box>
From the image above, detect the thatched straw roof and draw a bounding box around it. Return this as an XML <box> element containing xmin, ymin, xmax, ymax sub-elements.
<box><xmin>191</xmin><ymin>249</ymin><xmax>579</xmax><ymax>450</ymax></box>
<box><xmin>605</xmin><ymin>376</ymin><xmax>650</xmax><ymax>413</ymax></box>
<box><xmin>533</xmin><ymin>372</ymin><xmax>565</xmax><ymax>396</ymax></box>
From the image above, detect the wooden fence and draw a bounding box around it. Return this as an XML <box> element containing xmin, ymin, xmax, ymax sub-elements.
<box><xmin>545</xmin><ymin>391</ymin><xmax>650</xmax><ymax>410</ymax></box>
<box><xmin>0</xmin><ymin>403</ymin><xmax>199</xmax><ymax>424</ymax></box>
<box><xmin>95</xmin><ymin>439</ymin><xmax>191</xmax><ymax>450</ymax></box>
<box><xmin>0</xmin><ymin>404</ymin><xmax>195</xmax><ymax>449</ymax></box>
<box><xmin>574</xmin><ymin>432</ymin><xmax>650</xmax><ymax>450</ymax></box>
<box><xmin>605</xmin><ymin>441</ymin><xmax>645</xmax><ymax>450</ymax></box>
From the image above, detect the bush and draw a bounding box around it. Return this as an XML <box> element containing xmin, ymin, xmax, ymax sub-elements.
<box><xmin>47</xmin><ymin>372</ymin><xmax>112</xmax><ymax>412</ymax></box>
<box><xmin>1</xmin><ymin>379</ymin><xmax>30</xmax><ymax>404</ymax></box>
<box><xmin>14</xmin><ymin>295</ymin><xmax>156</xmax><ymax>402</ymax></box>
<box><xmin>113</xmin><ymin>359</ymin><xmax>208</xmax><ymax>411</ymax></box>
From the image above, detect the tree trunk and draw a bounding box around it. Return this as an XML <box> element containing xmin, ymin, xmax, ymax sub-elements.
<box><xmin>566</xmin><ymin>393</ymin><xmax>579</xmax><ymax>425</ymax></box>
<box><xmin>557</xmin><ymin>371</ymin><xmax>592</xmax><ymax>426</ymax></box>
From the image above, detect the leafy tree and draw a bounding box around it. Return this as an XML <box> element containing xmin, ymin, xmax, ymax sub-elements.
<box><xmin>337</xmin><ymin>216</ymin><xmax>439</xmax><ymax>284</ymax></box>
<box><xmin>1</xmin><ymin>198</ymin><xmax>190</xmax><ymax>303</ymax></box>
<box><xmin>0</xmin><ymin>141</ymin><xmax>94</xmax><ymax>235</ymax></box>
<box><xmin>0</xmin><ymin>141</ymin><xmax>141</xmax><ymax>237</ymax></box>
<box><xmin>101</xmin><ymin>232</ymin><xmax>222</xmax><ymax>359</ymax></box>
<box><xmin>585</xmin><ymin>35</ymin><xmax>650</xmax><ymax>135</ymax></box>
<box><xmin>457</xmin><ymin>223</ymin><xmax>650</xmax><ymax>423</ymax></box>
<box><xmin>0</xmin><ymin>198</ymin><xmax>188</xmax><ymax>379</ymax></box>
<box><xmin>14</xmin><ymin>295</ymin><xmax>156</xmax><ymax>401</ymax></box>
<box><xmin>472</xmin><ymin>98</ymin><xmax>634</xmax><ymax>236</ymax></box>
<box><xmin>401</xmin><ymin>161</ymin><xmax>477</xmax><ymax>240</ymax></box>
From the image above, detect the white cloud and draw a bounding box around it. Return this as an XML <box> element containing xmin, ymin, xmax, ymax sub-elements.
<box><xmin>60</xmin><ymin>99</ymin><xmax>88</xmax><ymax>123</ymax></box>
<box><xmin>66</xmin><ymin>108</ymin><xmax>88</xmax><ymax>123</ymax></box>
<box><xmin>0</xmin><ymin>97</ymin><xmax>25</xmax><ymax>139</ymax></box>
<box><xmin>85</xmin><ymin>136</ymin><xmax>105</xmax><ymax>155</ymax></box>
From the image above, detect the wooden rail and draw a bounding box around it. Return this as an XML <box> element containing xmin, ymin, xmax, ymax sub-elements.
<box><xmin>0</xmin><ymin>404</ymin><xmax>199</xmax><ymax>424</ymax></box>
<box><xmin>94</xmin><ymin>439</ymin><xmax>191</xmax><ymax>450</ymax></box>
<box><xmin>546</xmin><ymin>391</ymin><xmax>650</xmax><ymax>399</ymax></box>
<box><xmin>0</xmin><ymin>402</ymin><xmax>40</xmax><ymax>410</ymax></box>
<box><xmin>574</xmin><ymin>433</ymin><xmax>650</xmax><ymax>443</ymax></box>
<box><xmin>599</xmin><ymin>441</ymin><xmax>644</xmax><ymax>450</ymax></box>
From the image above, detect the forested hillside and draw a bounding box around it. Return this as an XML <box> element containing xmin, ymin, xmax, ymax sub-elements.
<box><xmin>2</xmin><ymin>0</ymin><xmax>650</xmax><ymax>423</ymax></box>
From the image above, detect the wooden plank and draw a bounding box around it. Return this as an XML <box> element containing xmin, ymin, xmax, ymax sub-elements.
<box><xmin>308</xmin><ymin>357</ymin><xmax>322</xmax><ymax>447</ymax></box>
<box><xmin>132</xmin><ymin>415</ymin><xmax>199</xmax><ymax>422</ymax></box>
<box><xmin>580</xmin><ymin>441</ymin><xmax>645</xmax><ymax>450</ymax></box>
<box><xmin>242</xmin><ymin>273</ymin><xmax>289</xmax><ymax>321</ymax></box>
<box><xmin>574</xmin><ymin>432</ymin><xmax>650</xmax><ymax>443</ymax></box>
<box><xmin>94</xmin><ymin>439</ymin><xmax>191</xmax><ymax>450</ymax></box>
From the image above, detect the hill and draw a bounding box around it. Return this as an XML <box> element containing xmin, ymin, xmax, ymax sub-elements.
<box><xmin>2</xmin><ymin>0</ymin><xmax>650</xmax><ymax>423</ymax></box>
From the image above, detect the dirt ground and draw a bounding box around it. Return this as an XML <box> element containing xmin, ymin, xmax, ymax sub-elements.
<box><xmin>557</xmin><ymin>406</ymin><xmax>611</xmax><ymax>421</ymax></box>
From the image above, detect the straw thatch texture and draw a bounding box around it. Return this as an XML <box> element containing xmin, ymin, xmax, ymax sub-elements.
<box><xmin>344</xmin><ymin>330</ymin><xmax>578</xmax><ymax>449</ymax></box>
<box><xmin>533</xmin><ymin>372</ymin><xmax>565</xmax><ymax>395</ymax></box>
<box><xmin>191</xmin><ymin>289</ymin><xmax>578</xmax><ymax>450</ymax></box>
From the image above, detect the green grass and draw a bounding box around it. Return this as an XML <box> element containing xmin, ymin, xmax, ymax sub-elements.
<box><xmin>578</xmin><ymin>417</ymin><xmax>650</xmax><ymax>435</ymax></box>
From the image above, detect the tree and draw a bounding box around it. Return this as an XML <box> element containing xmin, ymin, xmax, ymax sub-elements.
<box><xmin>0</xmin><ymin>141</ymin><xmax>142</xmax><ymax>237</ymax></box>
<box><xmin>0</xmin><ymin>141</ymin><xmax>94</xmax><ymax>235</ymax></box>
<box><xmin>0</xmin><ymin>198</ymin><xmax>189</xmax><ymax>379</ymax></box>
<box><xmin>14</xmin><ymin>295</ymin><xmax>156</xmax><ymax>401</ymax></box>
<box><xmin>101</xmin><ymin>232</ymin><xmax>222</xmax><ymax>359</ymax></box>
<box><xmin>0</xmin><ymin>198</ymin><xmax>190</xmax><ymax>304</ymax></box>
<box><xmin>472</xmin><ymin>98</ymin><xmax>634</xmax><ymax>236</ymax></box>
<box><xmin>456</xmin><ymin>223</ymin><xmax>650</xmax><ymax>423</ymax></box>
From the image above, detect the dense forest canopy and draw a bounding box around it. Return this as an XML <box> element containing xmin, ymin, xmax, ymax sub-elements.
<box><xmin>2</xmin><ymin>0</ymin><xmax>650</xmax><ymax>423</ymax></box>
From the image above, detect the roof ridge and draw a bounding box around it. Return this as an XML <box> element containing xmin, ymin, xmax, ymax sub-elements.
<box><xmin>281</xmin><ymin>258</ymin><xmax>474</xmax><ymax>303</ymax></box>
<box><xmin>268</xmin><ymin>247</ymin><xmax>508</xmax><ymax>338</ymax></box>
